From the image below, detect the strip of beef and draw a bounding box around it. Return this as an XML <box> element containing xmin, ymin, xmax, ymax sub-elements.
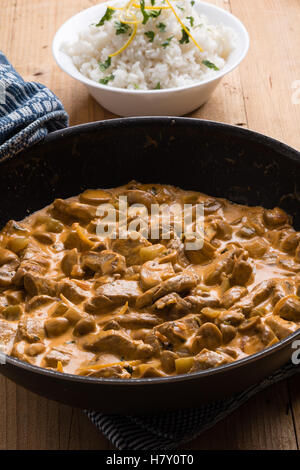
<box><xmin>82</xmin><ymin>250</ymin><xmax>126</xmax><ymax>275</ymax></box>
<box><xmin>64</xmin><ymin>223</ymin><xmax>95</xmax><ymax>251</ymax></box>
<box><xmin>0</xmin><ymin>247</ymin><xmax>20</xmax><ymax>287</ymax></box>
<box><xmin>59</xmin><ymin>280</ymin><xmax>87</xmax><ymax>304</ymax></box>
<box><xmin>153</xmin><ymin>293</ymin><xmax>192</xmax><ymax>317</ymax></box>
<box><xmin>272</xmin><ymin>279</ymin><xmax>294</xmax><ymax>306</ymax></box>
<box><xmin>23</xmin><ymin>276</ymin><xmax>86</xmax><ymax>305</ymax></box>
<box><xmin>43</xmin><ymin>346</ymin><xmax>73</xmax><ymax>368</ymax></box>
<box><xmin>85</xmin><ymin>280</ymin><xmax>142</xmax><ymax>313</ymax></box>
<box><xmin>274</xmin><ymin>296</ymin><xmax>300</xmax><ymax>322</ymax></box>
<box><xmin>83</xmin><ymin>364</ymin><xmax>131</xmax><ymax>379</ymax></box>
<box><xmin>107</xmin><ymin>311</ymin><xmax>161</xmax><ymax>329</ymax></box>
<box><xmin>17</xmin><ymin>315</ymin><xmax>45</xmax><ymax>343</ymax></box>
<box><xmin>191</xmin><ymin>348</ymin><xmax>233</xmax><ymax>371</ymax></box>
<box><xmin>13</xmin><ymin>243</ymin><xmax>50</xmax><ymax>285</ymax></box>
<box><xmin>25</xmin><ymin>295</ymin><xmax>57</xmax><ymax>312</ymax></box>
<box><xmin>53</xmin><ymin>198</ymin><xmax>96</xmax><ymax>222</ymax></box>
<box><xmin>153</xmin><ymin>320</ymin><xmax>189</xmax><ymax>347</ymax></box>
<box><xmin>24</xmin><ymin>273</ymin><xmax>58</xmax><ymax>298</ymax></box>
<box><xmin>221</xmin><ymin>286</ymin><xmax>248</xmax><ymax>309</ymax></box>
<box><xmin>160</xmin><ymin>350</ymin><xmax>179</xmax><ymax>373</ymax></box>
<box><xmin>204</xmin><ymin>248</ymin><xmax>241</xmax><ymax>285</ymax></box>
<box><xmin>184</xmin><ymin>293</ymin><xmax>220</xmax><ymax>312</ymax></box>
<box><xmin>243</xmin><ymin>238</ymin><xmax>269</xmax><ymax>259</ymax></box>
<box><xmin>185</xmin><ymin>238</ymin><xmax>216</xmax><ymax>264</ymax></box>
<box><xmin>238</xmin><ymin>318</ymin><xmax>277</xmax><ymax>355</ymax></box>
<box><xmin>11</xmin><ymin>340</ymin><xmax>34</xmax><ymax>363</ymax></box>
<box><xmin>164</xmin><ymin>235</ymin><xmax>189</xmax><ymax>267</ymax></box>
<box><xmin>83</xmin><ymin>330</ymin><xmax>153</xmax><ymax>360</ymax></box>
<box><xmin>110</xmin><ymin>233</ymin><xmax>151</xmax><ymax>266</ymax></box>
<box><xmin>61</xmin><ymin>249</ymin><xmax>83</xmax><ymax>277</ymax></box>
<box><xmin>230</xmin><ymin>255</ymin><xmax>253</xmax><ymax>286</ymax></box>
<box><xmin>137</xmin><ymin>365</ymin><xmax>168</xmax><ymax>378</ymax></box>
<box><xmin>136</xmin><ymin>271</ymin><xmax>199</xmax><ymax>308</ymax></box>
<box><xmin>265</xmin><ymin>315</ymin><xmax>298</xmax><ymax>340</ymax></box>
<box><xmin>152</xmin><ymin>291</ymin><xmax>218</xmax><ymax>319</ymax></box>
<box><xmin>233</xmin><ymin>279</ymin><xmax>275</xmax><ymax>316</ymax></box>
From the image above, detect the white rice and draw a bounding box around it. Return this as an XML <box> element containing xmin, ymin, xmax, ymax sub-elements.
<box><xmin>61</xmin><ymin>0</ymin><xmax>237</xmax><ymax>90</ymax></box>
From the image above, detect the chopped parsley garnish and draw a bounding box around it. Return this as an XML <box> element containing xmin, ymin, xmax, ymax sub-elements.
<box><xmin>145</xmin><ymin>31</ymin><xmax>155</xmax><ymax>42</ymax></box>
<box><xmin>96</xmin><ymin>7</ymin><xmax>114</xmax><ymax>27</ymax></box>
<box><xmin>114</xmin><ymin>21</ymin><xmax>132</xmax><ymax>35</ymax></box>
<box><xmin>202</xmin><ymin>59</ymin><xmax>220</xmax><ymax>71</ymax></box>
<box><xmin>154</xmin><ymin>82</ymin><xmax>161</xmax><ymax>89</ymax></box>
<box><xmin>99</xmin><ymin>74</ymin><xmax>115</xmax><ymax>85</ymax></box>
<box><xmin>176</xmin><ymin>4</ymin><xmax>184</xmax><ymax>11</ymax></box>
<box><xmin>140</xmin><ymin>0</ymin><xmax>150</xmax><ymax>24</ymax></box>
<box><xmin>179</xmin><ymin>28</ymin><xmax>190</xmax><ymax>44</ymax></box>
<box><xmin>191</xmin><ymin>0</ymin><xmax>195</xmax><ymax>5</ymax></box>
<box><xmin>149</xmin><ymin>9</ymin><xmax>162</xmax><ymax>18</ymax></box>
<box><xmin>161</xmin><ymin>35</ymin><xmax>174</xmax><ymax>48</ymax></box>
<box><xmin>140</xmin><ymin>0</ymin><xmax>161</xmax><ymax>24</ymax></box>
<box><xmin>151</xmin><ymin>0</ymin><xmax>155</xmax><ymax>4</ymax></box>
<box><xmin>98</xmin><ymin>56</ymin><xmax>111</xmax><ymax>71</ymax></box>
<box><xmin>186</xmin><ymin>16</ymin><xmax>194</xmax><ymax>27</ymax></box>
<box><xmin>157</xmin><ymin>22</ymin><xmax>166</xmax><ymax>32</ymax></box>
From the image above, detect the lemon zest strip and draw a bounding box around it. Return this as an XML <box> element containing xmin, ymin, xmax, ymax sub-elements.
<box><xmin>165</xmin><ymin>0</ymin><xmax>203</xmax><ymax>52</ymax></box>
<box><xmin>132</xmin><ymin>3</ymin><xmax>171</xmax><ymax>9</ymax></box>
<box><xmin>109</xmin><ymin>22</ymin><xmax>138</xmax><ymax>57</ymax></box>
<box><xmin>118</xmin><ymin>15</ymin><xmax>143</xmax><ymax>24</ymax></box>
<box><xmin>107</xmin><ymin>6</ymin><xmax>124</xmax><ymax>10</ymax></box>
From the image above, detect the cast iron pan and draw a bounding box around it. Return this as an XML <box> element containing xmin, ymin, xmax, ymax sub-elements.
<box><xmin>0</xmin><ymin>117</ymin><xmax>299</xmax><ymax>414</ymax></box>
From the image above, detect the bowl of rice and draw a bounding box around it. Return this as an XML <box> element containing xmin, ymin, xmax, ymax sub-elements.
<box><xmin>53</xmin><ymin>0</ymin><xmax>249</xmax><ymax>116</ymax></box>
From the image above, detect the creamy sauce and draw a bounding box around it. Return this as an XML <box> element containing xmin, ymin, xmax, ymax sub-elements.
<box><xmin>0</xmin><ymin>182</ymin><xmax>299</xmax><ymax>379</ymax></box>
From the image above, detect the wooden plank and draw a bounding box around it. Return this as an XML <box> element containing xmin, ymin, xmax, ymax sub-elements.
<box><xmin>0</xmin><ymin>0</ymin><xmax>17</xmax><ymax>56</ymax></box>
<box><xmin>230</xmin><ymin>0</ymin><xmax>300</xmax><ymax>150</ymax></box>
<box><xmin>0</xmin><ymin>376</ymin><xmax>110</xmax><ymax>449</ymax></box>
<box><xmin>287</xmin><ymin>374</ymin><xmax>300</xmax><ymax>449</ymax></box>
<box><xmin>189</xmin><ymin>0</ymin><xmax>248</xmax><ymax>126</ymax></box>
<box><xmin>181</xmin><ymin>382</ymin><xmax>297</xmax><ymax>450</ymax></box>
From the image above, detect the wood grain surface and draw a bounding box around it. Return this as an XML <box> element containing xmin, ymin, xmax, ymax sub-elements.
<box><xmin>0</xmin><ymin>0</ymin><xmax>300</xmax><ymax>450</ymax></box>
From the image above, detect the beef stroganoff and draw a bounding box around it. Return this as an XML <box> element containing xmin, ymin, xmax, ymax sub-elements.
<box><xmin>0</xmin><ymin>182</ymin><xmax>300</xmax><ymax>379</ymax></box>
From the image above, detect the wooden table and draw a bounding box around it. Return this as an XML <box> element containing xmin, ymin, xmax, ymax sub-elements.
<box><xmin>1</xmin><ymin>0</ymin><xmax>300</xmax><ymax>450</ymax></box>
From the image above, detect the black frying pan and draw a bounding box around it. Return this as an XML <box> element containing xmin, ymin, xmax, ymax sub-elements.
<box><xmin>0</xmin><ymin>117</ymin><xmax>299</xmax><ymax>414</ymax></box>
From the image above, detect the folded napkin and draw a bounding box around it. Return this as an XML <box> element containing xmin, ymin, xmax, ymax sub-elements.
<box><xmin>0</xmin><ymin>51</ymin><xmax>68</xmax><ymax>161</ymax></box>
<box><xmin>86</xmin><ymin>361</ymin><xmax>300</xmax><ymax>450</ymax></box>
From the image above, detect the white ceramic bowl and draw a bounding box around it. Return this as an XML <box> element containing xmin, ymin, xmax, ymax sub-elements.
<box><xmin>52</xmin><ymin>1</ymin><xmax>249</xmax><ymax>117</ymax></box>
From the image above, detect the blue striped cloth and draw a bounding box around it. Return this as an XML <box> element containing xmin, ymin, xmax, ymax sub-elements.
<box><xmin>0</xmin><ymin>51</ymin><xmax>68</xmax><ymax>161</ymax></box>
<box><xmin>86</xmin><ymin>361</ymin><xmax>300</xmax><ymax>450</ymax></box>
